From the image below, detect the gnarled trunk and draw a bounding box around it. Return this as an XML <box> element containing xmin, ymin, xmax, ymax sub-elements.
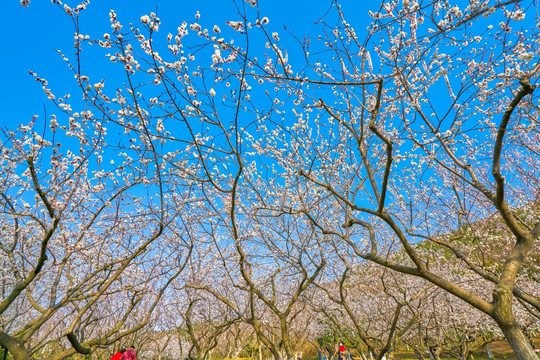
<box><xmin>499</xmin><ymin>325</ymin><xmax>539</xmax><ymax>360</ymax></box>
<box><xmin>492</xmin><ymin>243</ymin><xmax>539</xmax><ymax>360</ymax></box>
<box><xmin>0</xmin><ymin>331</ymin><xmax>30</xmax><ymax>360</ymax></box>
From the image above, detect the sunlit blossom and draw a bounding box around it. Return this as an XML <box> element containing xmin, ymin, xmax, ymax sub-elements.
<box><xmin>140</xmin><ymin>15</ymin><xmax>150</xmax><ymax>24</ymax></box>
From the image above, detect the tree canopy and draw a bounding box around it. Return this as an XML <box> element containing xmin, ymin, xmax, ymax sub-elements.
<box><xmin>1</xmin><ymin>0</ymin><xmax>539</xmax><ymax>359</ymax></box>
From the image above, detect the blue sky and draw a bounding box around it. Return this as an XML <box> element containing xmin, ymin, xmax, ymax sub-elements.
<box><xmin>1</xmin><ymin>0</ymin><xmax>373</xmax><ymax>131</ymax></box>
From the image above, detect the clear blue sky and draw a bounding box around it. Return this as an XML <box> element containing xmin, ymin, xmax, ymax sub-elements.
<box><xmin>1</xmin><ymin>0</ymin><xmax>373</xmax><ymax>130</ymax></box>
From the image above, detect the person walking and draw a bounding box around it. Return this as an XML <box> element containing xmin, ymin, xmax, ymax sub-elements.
<box><xmin>110</xmin><ymin>349</ymin><xmax>126</xmax><ymax>360</ymax></box>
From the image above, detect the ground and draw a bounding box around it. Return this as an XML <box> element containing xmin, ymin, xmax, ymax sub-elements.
<box><xmin>392</xmin><ymin>339</ymin><xmax>540</xmax><ymax>360</ymax></box>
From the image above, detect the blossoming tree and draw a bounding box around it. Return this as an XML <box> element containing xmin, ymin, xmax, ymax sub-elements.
<box><xmin>247</xmin><ymin>1</ymin><xmax>540</xmax><ymax>359</ymax></box>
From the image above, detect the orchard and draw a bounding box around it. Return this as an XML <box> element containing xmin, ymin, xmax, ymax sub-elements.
<box><xmin>1</xmin><ymin>0</ymin><xmax>539</xmax><ymax>359</ymax></box>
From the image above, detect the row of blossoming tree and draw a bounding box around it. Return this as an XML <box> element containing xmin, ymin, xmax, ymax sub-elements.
<box><xmin>1</xmin><ymin>0</ymin><xmax>540</xmax><ymax>359</ymax></box>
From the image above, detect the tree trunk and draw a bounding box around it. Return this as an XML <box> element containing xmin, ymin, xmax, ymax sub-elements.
<box><xmin>462</xmin><ymin>341</ymin><xmax>473</xmax><ymax>360</ymax></box>
<box><xmin>485</xmin><ymin>345</ymin><xmax>494</xmax><ymax>360</ymax></box>
<box><xmin>358</xmin><ymin>350</ymin><xmax>368</xmax><ymax>360</ymax></box>
<box><xmin>499</xmin><ymin>325</ymin><xmax>539</xmax><ymax>360</ymax></box>
<box><xmin>428</xmin><ymin>346</ymin><xmax>440</xmax><ymax>360</ymax></box>
<box><xmin>0</xmin><ymin>331</ymin><xmax>31</xmax><ymax>360</ymax></box>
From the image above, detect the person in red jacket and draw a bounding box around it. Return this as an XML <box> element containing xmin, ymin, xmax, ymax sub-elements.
<box><xmin>338</xmin><ymin>343</ymin><xmax>346</xmax><ymax>360</ymax></box>
<box><xmin>110</xmin><ymin>348</ymin><xmax>126</xmax><ymax>360</ymax></box>
<box><xmin>121</xmin><ymin>345</ymin><xmax>137</xmax><ymax>360</ymax></box>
